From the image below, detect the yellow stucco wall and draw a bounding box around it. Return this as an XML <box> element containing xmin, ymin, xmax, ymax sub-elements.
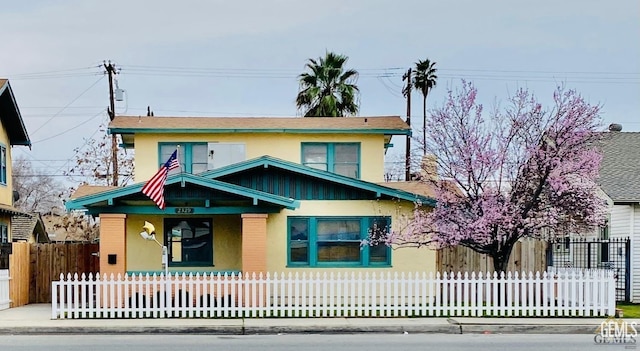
<box><xmin>131</xmin><ymin>133</ymin><xmax>387</xmax><ymax>183</ymax></box>
<box><xmin>121</xmin><ymin>200</ymin><xmax>435</xmax><ymax>274</ymax></box>
<box><xmin>125</xmin><ymin>214</ymin><xmax>242</xmax><ymax>272</ymax></box>
<box><xmin>0</xmin><ymin>124</ymin><xmax>12</xmax><ymax>206</ymax></box>
<box><xmin>265</xmin><ymin>200</ymin><xmax>436</xmax><ymax>274</ymax></box>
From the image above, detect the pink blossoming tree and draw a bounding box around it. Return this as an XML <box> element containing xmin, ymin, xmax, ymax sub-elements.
<box><xmin>386</xmin><ymin>81</ymin><xmax>608</xmax><ymax>273</ymax></box>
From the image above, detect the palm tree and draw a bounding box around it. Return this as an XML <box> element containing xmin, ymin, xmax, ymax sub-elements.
<box><xmin>296</xmin><ymin>51</ymin><xmax>359</xmax><ymax>117</ymax></box>
<box><xmin>413</xmin><ymin>59</ymin><xmax>437</xmax><ymax>154</ymax></box>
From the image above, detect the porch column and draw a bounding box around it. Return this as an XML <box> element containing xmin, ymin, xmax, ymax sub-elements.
<box><xmin>99</xmin><ymin>213</ymin><xmax>127</xmax><ymax>277</ymax></box>
<box><xmin>241</xmin><ymin>214</ymin><xmax>268</xmax><ymax>275</ymax></box>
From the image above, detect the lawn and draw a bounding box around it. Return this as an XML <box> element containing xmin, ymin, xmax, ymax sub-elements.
<box><xmin>616</xmin><ymin>303</ymin><xmax>640</xmax><ymax>318</ymax></box>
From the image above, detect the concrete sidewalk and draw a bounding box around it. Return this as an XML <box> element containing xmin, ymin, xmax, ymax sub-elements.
<box><xmin>0</xmin><ymin>304</ymin><xmax>621</xmax><ymax>335</ymax></box>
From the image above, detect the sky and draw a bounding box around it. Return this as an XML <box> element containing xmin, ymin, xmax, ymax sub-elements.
<box><xmin>1</xmin><ymin>0</ymin><xmax>639</xmax><ymax>183</ymax></box>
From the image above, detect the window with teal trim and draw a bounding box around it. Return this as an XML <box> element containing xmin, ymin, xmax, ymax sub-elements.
<box><xmin>164</xmin><ymin>218</ymin><xmax>213</xmax><ymax>267</ymax></box>
<box><xmin>288</xmin><ymin>216</ymin><xmax>390</xmax><ymax>267</ymax></box>
<box><xmin>159</xmin><ymin>143</ymin><xmax>208</xmax><ymax>174</ymax></box>
<box><xmin>0</xmin><ymin>223</ymin><xmax>8</xmax><ymax>243</ymax></box>
<box><xmin>0</xmin><ymin>146</ymin><xmax>6</xmax><ymax>185</ymax></box>
<box><xmin>301</xmin><ymin>143</ymin><xmax>359</xmax><ymax>178</ymax></box>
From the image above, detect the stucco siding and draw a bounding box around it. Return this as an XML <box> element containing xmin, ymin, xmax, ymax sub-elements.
<box><xmin>132</xmin><ymin>133</ymin><xmax>387</xmax><ymax>183</ymax></box>
<box><xmin>0</xmin><ymin>124</ymin><xmax>12</xmax><ymax>206</ymax></box>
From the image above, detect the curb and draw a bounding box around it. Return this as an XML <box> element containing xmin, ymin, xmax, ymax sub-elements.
<box><xmin>0</xmin><ymin>324</ymin><xmax>598</xmax><ymax>335</ymax></box>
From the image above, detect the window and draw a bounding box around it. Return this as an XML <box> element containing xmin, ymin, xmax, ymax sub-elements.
<box><xmin>164</xmin><ymin>218</ymin><xmax>213</xmax><ymax>267</ymax></box>
<box><xmin>0</xmin><ymin>146</ymin><xmax>6</xmax><ymax>185</ymax></box>
<box><xmin>0</xmin><ymin>224</ymin><xmax>7</xmax><ymax>243</ymax></box>
<box><xmin>159</xmin><ymin>143</ymin><xmax>208</xmax><ymax>174</ymax></box>
<box><xmin>207</xmin><ymin>143</ymin><xmax>246</xmax><ymax>170</ymax></box>
<box><xmin>599</xmin><ymin>221</ymin><xmax>610</xmax><ymax>263</ymax></box>
<box><xmin>301</xmin><ymin>143</ymin><xmax>359</xmax><ymax>178</ymax></box>
<box><xmin>159</xmin><ymin>142</ymin><xmax>246</xmax><ymax>174</ymax></box>
<box><xmin>288</xmin><ymin>216</ymin><xmax>390</xmax><ymax>267</ymax></box>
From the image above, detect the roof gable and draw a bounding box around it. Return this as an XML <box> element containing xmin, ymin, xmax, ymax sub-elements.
<box><xmin>66</xmin><ymin>173</ymin><xmax>300</xmax><ymax>213</ymax></box>
<box><xmin>11</xmin><ymin>213</ymin><xmax>49</xmax><ymax>243</ymax></box>
<box><xmin>0</xmin><ymin>79</ymin><xmax>31</xmax><ymax>146</ymax></box>
<box><xmin>599</xmin><ymin>131</ymin><xmax>640</xmax><ymax>202</ymax></box>
<box><xmin>202</xmin><ymin>156</ymin><xmax>436</xmax><ymax>206</ymax></box>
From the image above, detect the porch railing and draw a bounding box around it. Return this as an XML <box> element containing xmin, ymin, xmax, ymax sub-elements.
<box><xmin>51</xmin><ymin>270</ymin><xmax>615</xmax><ymax>319</ymax></box>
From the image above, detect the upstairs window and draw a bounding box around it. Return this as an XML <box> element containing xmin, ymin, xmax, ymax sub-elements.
<box><xmin>159</xmin><ymin>142</ymin><xmax>246</xmax><ymax>174</ymax></box>
<box><xmin>159</xmin><ymin>143</ymin><xmax>207</xmax><ymax>174</ymax></box>
<box><xmin>207</xmin><ymin>143</ymin><xmax>246</xmax><ymax>170</ymax></box>
<box><xmin>0</xmin><ymin>146</ymin><xmax>6</xmax><ymax>185</ymax></box>
<box><xmin>0</xmin><ymin>224</ymin><xmax>7</xmax><ymax>243</ymax></box>
<box><xmin>301</xmin><ymin>143</ymin><xmax>359</xmax><ymax>178</ymax></box>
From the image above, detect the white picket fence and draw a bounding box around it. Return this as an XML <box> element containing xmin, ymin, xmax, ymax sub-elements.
<box><xmin>51</xmin><ymin>270</ymin><xmax>616</xmax><ymax>319</ymax></box>
<box><xmin>0</xmin><ymin>270</ymin><xmax>10</xmax><ymax>310</ymax></box>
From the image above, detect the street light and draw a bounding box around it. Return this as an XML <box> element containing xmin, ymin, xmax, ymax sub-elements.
<box><xmin>139</xmin><ymin>221</ymin><xmax>169</xmax><ymax>276</ymax></box>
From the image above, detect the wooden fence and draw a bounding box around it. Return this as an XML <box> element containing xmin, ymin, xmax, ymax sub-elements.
<box><xmin>9</xmin><ymin>242</ymin><xmax>30</xmax><ymax>307</ymax></box>
<box><xmin>30</xmin><ymin>243</ymin><xmax>99</xmax><ymax>303</ymax></box>
<box><xmin>52</xmin><ymin>270</ymin><xmax>615</xmax><ymax>319</ymax></box>
<box><xmin>437</xmin><ymin>239</ymin><xmax>548</xmax><ymax>274</ymax></box>
<box><xmin>6</xmin><ymin>242</ymin><xmax>99</xmax><ymax>306</ymax></box>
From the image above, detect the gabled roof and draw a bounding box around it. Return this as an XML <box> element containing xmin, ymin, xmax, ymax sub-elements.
<box><xmin>109</xmin><ymin>115</ymin><xmax>409</xmax><ymax>148</ymax></box>
<box><xmin>202</xmin><ymin>156</ymin><xmax>436</xmax><ymax>206</ymax></box>
<box><xmin>599</xmin><ymin>131</ymin><xmax>640</xmax><ymax>203</ymax></box>
<box><xmin>0</xmin><ymin>79</ymin><xmax>31</xmax><ymax>147</ymax></box>
<box><xmin>66</xmin><ymin>172</ymin><xmax>300</xmax><ymax>211</ymax></box>
<box><xmin>11</xmin><ymin>213</ymin><xmax>49</xmax><ymax>243</ymax></box>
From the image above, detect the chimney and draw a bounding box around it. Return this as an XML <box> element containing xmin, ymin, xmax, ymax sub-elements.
<box><xmin>419</xmin><ymin>154</ymin><xmax>438</xmax><ymax>182</ymax></box>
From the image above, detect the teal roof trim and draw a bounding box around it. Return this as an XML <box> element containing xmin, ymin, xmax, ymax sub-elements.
<box><xmin>0</xmin><ymin>81</ymin><xmax>31</xmax><ymax>147</ymax></box>
<box><xmin>66</xmin><ymin>172</ymin><xmax>300</xmax><ymax>210</ymax></box>
<box><xmin>201</xmin><ymin>156</ymin><xmax>436</xmax><ymax>206</ymax></box>
<box><xmin>109</xmin><ymin>127</ymin><xmax>411</xmax><ymax>136</ymax></box>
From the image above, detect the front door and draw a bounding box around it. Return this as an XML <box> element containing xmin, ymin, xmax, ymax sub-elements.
<box><xmin>164</xmin><ymin>218</ymin><xmax>213</xmax><ymax>268</ymax></box>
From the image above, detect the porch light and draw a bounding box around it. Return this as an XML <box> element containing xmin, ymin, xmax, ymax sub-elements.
<box><xmin>139</xmin><ymin>221</ymin><xmax>169</xmax><ymax>276</ymax></box>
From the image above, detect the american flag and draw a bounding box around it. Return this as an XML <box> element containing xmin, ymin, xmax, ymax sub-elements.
<box><xmin>142</xmin><ymin>150</ymin><xmax>180</xmax><ymax>209</ymax></box>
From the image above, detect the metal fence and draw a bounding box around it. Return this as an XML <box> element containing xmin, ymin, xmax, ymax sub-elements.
<box><xmin>547</xmin><ymin>238</ymin><xmax>630</xmax><ymax>302</ymax></box>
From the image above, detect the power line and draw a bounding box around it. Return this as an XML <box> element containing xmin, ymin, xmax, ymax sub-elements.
<box><xmin>32</xmin><ymin>109</ymin><xmax>106</xmax><ymax>144</ymax></box>
<box><xmin>30</xmin><ymin>76</ymin><xmax>105</xmax><ymax>135</ymax></box>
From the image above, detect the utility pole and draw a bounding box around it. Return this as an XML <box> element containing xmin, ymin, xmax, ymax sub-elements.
<box><xmin>104</xmin><ymin>61</ymin><xmax>119</xmax><ymax>186</ymax></box>
<box><xmin>402</xmin><ymin>68</ymin><xmax>412</xmax><ymax>181</ymax></box>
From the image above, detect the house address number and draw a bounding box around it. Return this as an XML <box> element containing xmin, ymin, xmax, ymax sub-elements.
<box><xmin>175</xmin><ymin>207</ymin><xmax>194</xmax><ymax>214</ymax></box>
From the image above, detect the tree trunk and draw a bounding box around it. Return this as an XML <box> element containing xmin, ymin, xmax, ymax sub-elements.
<box><xmin>491</xmin><ymin>243</ymin><xmax>515</xmax><ymax>275</ymax></box>
<box><xmin>422</xmin><ymin>96</ymin><xmax>427</xmax><ymax>155</ymax></box>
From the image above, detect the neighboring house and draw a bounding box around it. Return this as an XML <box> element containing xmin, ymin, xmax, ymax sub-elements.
<box><xmin>598</xmin><ymin>128</ymin><xmax>640</xmax><ymax>302</ymax></box>
<box><xmin>11</xmin><ymin>213</ymin><xmax>49</xmax><ymax>243</ymax></box>
<box><xmin>43</xmin><ymin>210</ymin><xmax>101</xmax><ymax>243</ymax></box>
<box><xmin>65</xmin><ymin>115</ymin><xmax>437</xmax><ymax>278</ymax></box>
<box><xmin>0</xmin><ymin>79</ymin><xmax>32</xmax><ymax>270</ymax></box>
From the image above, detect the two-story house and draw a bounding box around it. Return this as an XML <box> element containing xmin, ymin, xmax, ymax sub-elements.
<box><xmin>66</xmin><ymin>115</ymin><xmax>437</xmax><ymax>278</ymax></box>
<box><xmin>0</xmin><ymin>79</ymin><xmax>31</xmax><ymax>270</ymax></box>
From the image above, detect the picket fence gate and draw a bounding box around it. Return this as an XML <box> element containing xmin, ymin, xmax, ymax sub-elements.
<box><xmin>51</xmin><ymin>270</ymin><xmax>616</xmax><ymax>319</ymax></box>
<box><xmin>0</xmin><ymin>270</ymin><xmax>9</xmax><ymax>310</ymax></box>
